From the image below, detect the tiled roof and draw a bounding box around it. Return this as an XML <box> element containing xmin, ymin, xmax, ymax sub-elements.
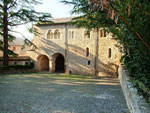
<box><xmin>0</xmin><ymin>56</ymin><xmax>30</xmax><ymax>61</ymax></box>
<box><xmin>50</xmin><ymin>17</ymin><xmax>74</xmax><ymax>24</ymax></box>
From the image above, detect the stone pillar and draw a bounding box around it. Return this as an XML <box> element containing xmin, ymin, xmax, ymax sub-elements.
<box><xmin>49</xmin><ymin>59</ymin><xmax>53</xmax><ymax>73</ymax></box>
<box><xmin>94</xmin><ymin>28</ymin><xmax>99</xmax><ymax>76</ymax></box>
<box><xmin>65</xmin><ymin>23</ymin><xmax>69</xmax><ymax>73</ymax></box>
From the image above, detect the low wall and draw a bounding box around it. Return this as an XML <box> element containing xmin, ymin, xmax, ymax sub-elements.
<box><xmin>119</xmin><ymin>64</ymin><xmax>150</xmax><ymax>113</ymax></box>
<box><xmin>0</xmin><ymin>69</ymin><xmax>37</xmax><ymax>74</ymax></box>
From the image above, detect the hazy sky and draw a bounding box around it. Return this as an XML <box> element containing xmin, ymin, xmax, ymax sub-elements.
<box><xmin>36</xmin><ymin>0</ymin><xmax>73</xmax><ymax>18</ymax></box>
<box><xmin>13</xmin><ymin>0</ymin><xmax>73</xmax><ymax>40</ymax></box>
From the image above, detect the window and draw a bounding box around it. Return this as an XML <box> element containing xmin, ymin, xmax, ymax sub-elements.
<box><xmin>88</xmin><ymin>61</ymin><xmax>91</xmax><ymax>65</ymax></box>
<box><xmin>72</xmin><ymin>31</ymin><xmax>74</xmax><ymax>39</ymax></box>
<box><xmin>25</xmin><ymin>62</ymin><xmax>28</xmax><ymax>65</ymax></box>
<box><xmin>50</xmin><ymin>32</ymin><xmax>54</xmax><ymax>39</ymax></box>
<box><xmin>58</xmin><ymin>32</ymin><xmax>60</xmax><ymax>39</ymax></box>
<box><xmin>69</xmin><ymin>70</ymin><xmax>72</xmax><ymax>74</ymax></box>
<box><xmin>13</xmin><ymin>46</ymin><xmax>16</xmax><ymax>51</ymax></box>
<box><xmin>54</xmin><ymin>30</ymin><xmax>57</xmax><ymax>39</ymax></box>
<box><xmin>47</xmin><ymin>30</ymin><xmax>51</xmax><ymax>39</ymax></box>
<box><xmin>86</xmin><ymin>47</ymin><xmax>89</xmax><ymax>57</ymax></box>
<box><xmin>100</xmin><ymin>29</ymin><xmax>103</xmax><ymax>37</ymax></box>
<box><xmin>84</xmin><ymin>30</ymin><xmax>90</xmax><ymax>38</ymax></box>
<box><xmin>54</xmin><ymin>30</ymin><xmax>60</xmax><ymax>39</ymax></box>
<box><xmin>47</xmin><ymin>29</ymin><xmax>60</xmax><ymax>39</ymax></box>
<box><xmin>69</xmin><ymin>31</ymin><xmax>74</xmax><ymax>39</ymax></box>
<box><xmin>108</xmin><ymin>48</ymin><xmax>112</xmax><ymax>58</ymax></box>
<box><xmin>100</xmin><ymin>29</ymin><xmax>107</xmax><ymax>38</ymax></box>
<box><xmin>87</xmin><ymin>31</ymin><xmax>90</xmax><ymax>38</ymax></box>
<box><xmin>14</xmin><ymin>62</ymin><xmax>17</xmax><ymax>65</ymax></box>
<box><xmin>104</xmin><ymin>31</ymin><xmax>106</xmax><ymax>37</ymax></box>
<box><xmin>69</xmin><ymin>31</ymin><xmax>71</xmax><ymax>38</ymax></box>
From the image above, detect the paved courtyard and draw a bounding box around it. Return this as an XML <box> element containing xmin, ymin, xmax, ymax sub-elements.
<box><xmin>0</xmin><ymin>73</ymin><xmax>129</xmax><ymax>113</ymax></box>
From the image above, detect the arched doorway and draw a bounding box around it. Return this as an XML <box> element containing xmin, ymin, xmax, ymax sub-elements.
<box><xmin>52</xmin><ymin>53</ymin><xmax>65</xmax><ymax>73</ymax></box>
<box><xmin>38</xmin><ymin>55</ymin><xmax>49</xmax><ymax>71</ymax></box>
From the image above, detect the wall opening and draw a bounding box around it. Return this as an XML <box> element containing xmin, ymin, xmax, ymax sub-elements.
<box><xmin>52</xmin><ymin>53</ymin><xmax>65</xmax><ymax>73</ymax></box>
<box><xmin>38</xmin><ymin>55</ymin><xmax>49</xmax><ymax>71</ymax></box>
<box><xmin>69</xmin><ymin>70</ymin><xmax>72</xmax><ymax>74</ymax></box>
<box><xmin>88</xmin><ymin>61</ymin><xmax>91</xmax><ymax>65</ymax></box>
<box><xmin>84</xmin><ymin>30</ymin><xmax>90</xmax><ymax>38</ymax></box>
<box><xmin>100</xmin><ymin>29</ymin><xmax>107</xmax><ymax>38</ymax></box>
<box><xmin>47</xmin><ymin>30</ymin><xmax>51</xmax><ymax>39</ymax></box>
<box><xmin>86</xmin><ymin>47</ymin><xmax>89</xmax><ymax>57</ymax></box>
<box><xmin>108</xmin><ymin>48</ymin><xmax>112</xmax><ymax>58</ymax></box>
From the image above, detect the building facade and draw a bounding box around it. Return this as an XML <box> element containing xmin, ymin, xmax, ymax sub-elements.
<box><xmin>0</xmin><ymin>38</ymin><xmax>31</xmax><ymax>65</ymax></box>
<box><xmin>27</xmin><ymin>17</ymin><xmax>121</xmax><ymax>77</ymax></box>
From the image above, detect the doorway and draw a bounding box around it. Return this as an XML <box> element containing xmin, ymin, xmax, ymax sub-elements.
<box><xmin>38</xmin><ymin>55</ymin><xmax>49</xmax><ymax>71</ymax></box>
<box><xmin>52</xmin><ymin>53</ymin><xmax>65</xmax><ymax>73</ymax></box>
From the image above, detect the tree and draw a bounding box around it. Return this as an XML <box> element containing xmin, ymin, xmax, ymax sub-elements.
<box><xmin>62</xmin><ymin>0</ymin><xmax>114</xmax><ymax>29</ymax></box>
<box><xmin>0</xmin><ymin>0</ymin><xmax>52</xmax><ymax>67</ymax></box>
<box><xmin>89</xmin><ymin>0</ymin><xmax>150</xmax><ymax>49</ymax></box>
<box><xmin>89</xmin><ymin>0</ymin><xmax>150</xmax><ymax>103</ymax></box>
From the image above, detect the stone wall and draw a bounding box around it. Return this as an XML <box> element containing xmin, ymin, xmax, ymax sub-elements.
<box><xmin>27</xmin><ymin>24</ymin><xmax>66</xmax><ymax>71</ymax></box>
<box><xmin>27</xmin><ymin>22</ymin><xmax>122</xmax><ymax>76</ymax></box>
<box><xmin>97</xmin><ymin>32</ymin><xmax>121</xmax><ymax>77</ymax></box>
<box><xmin>67</xmin><ymin>26</ymin><xmax>96</xmax><ymax>75</ymax></box>
<box><xmin>119</xmin><ymin>64</ymin><xmax>150</xmax><ymax>113</ymax></box>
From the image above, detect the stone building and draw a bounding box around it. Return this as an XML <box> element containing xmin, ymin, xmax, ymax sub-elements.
<box><xmin>0</xmin><ymin>38</ymin><xmax>31</xmax><ymax>65</ymax></box>
<box><xmin>27</xmin><ymin>17</ymin><xmax>121</xmax><ymax>77</ymax></box>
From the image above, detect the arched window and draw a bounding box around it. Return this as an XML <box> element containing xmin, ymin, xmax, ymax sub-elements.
<box><xmin>50</xmin><ymin>32</ymin><xmax>53</xmax><ymax>39</ymax></box>
<box><xmin>72</xmin><ymin>31</ymin><xmax>74</xmax><ymax>39</ymax></box>
<box><xmin>84</xmin><ymin>30</ymin><xmax>90</xmax><ymax>38</ymax></box>
<box><xmin>104</xmin><ymin>30</ymin><xmax>106</xmax><ymax>37</ymax></box>
<box><xmin>69</xmin><ymin>31</ymin><xmax>74</xmax><ymax>39</ymax></box>
<box><xmin>108</xmin><ymin>48</ymin><xmax>112</xmax><ymax>58</ymax></box>
<box><xmin>54</xmin><ymin>30</ymin><xmax>57</xmax><ymax>39</ymax></box>
<box><xmin>87</xmin><ymin>31</ymin><xmax>90</xmax><ymax>38</ymax></box>
<box><xmin>69</xmin><ymin>31</ymin><xmax>71</xmax><ymax>38</ymax></box>
<box><xmin>100</xmin><ymin>29</ymin><xmax>103</xmax><ymax>38</ymax></box>
<box><xmin>100</xmin><ymin>29</ymin><xmax>107</xmax><ymax>38</ymax></box>
<box><xmin>47</xmin><ymin>30</ymin><xmax>51</xmax><ymax>39</ymax></box>
<box><xmin>58</xmin><ymin>32</ymin><xmax>60</xmax><ymax>39</ymax></box>
<box><xmin>86</xmin><ymin>47</ymin><xmax>89</xmax><ymax>57</ymax></box>
<box><xmin>54</xmin><ymin>30</ymin><xmax>60</xmax><ymax>39</ymax></box>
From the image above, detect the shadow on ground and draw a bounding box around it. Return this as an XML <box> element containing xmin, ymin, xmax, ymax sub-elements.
<box><xmin>0</xmin><ymin>73</ymin><xmax>129</xmax><ymax>113</ymax></box>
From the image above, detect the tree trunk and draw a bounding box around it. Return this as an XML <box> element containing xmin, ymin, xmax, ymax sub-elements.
<box><xmin>3</xmin><ymin>1</ymin><xmax>9</xmax><ymax>67</ymax></box>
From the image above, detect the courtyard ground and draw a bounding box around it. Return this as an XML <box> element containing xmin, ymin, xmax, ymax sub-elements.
<box><xmin>0</xmin><ymin>73</ymin><xmax>129</xmax><ymax>113</ymax></box>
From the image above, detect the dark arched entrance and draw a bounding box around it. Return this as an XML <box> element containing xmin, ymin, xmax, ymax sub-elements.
<box><xmin>38</xmin><ymin>55</ymin><xmax>49</xmax><ymax>71</ymax></box>
<box><xmin>55</xmin><ymin>54</ymin><xmax>65</xmax><ymax>72</ymax></box>
<box><xmin>52</xmin><ymin>53</ymin><xmax>65</xmax><ymax>73</ymax></box>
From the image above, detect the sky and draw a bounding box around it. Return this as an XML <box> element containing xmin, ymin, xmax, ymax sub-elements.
<box><xmin>35</xmin><ymin>0</ymin><xmax>73</xmax><ymax>18</ymax></box>
<box><xmin>13</xmin><ymin>0</ymin><xmax>74</xmax><ymax>40</ymax></box>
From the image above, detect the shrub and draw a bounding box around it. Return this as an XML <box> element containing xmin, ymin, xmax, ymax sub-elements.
<box><xmin>0</xmin><ymin>62</ymin><xmax>34</xmax><ymax>70</ymax></box>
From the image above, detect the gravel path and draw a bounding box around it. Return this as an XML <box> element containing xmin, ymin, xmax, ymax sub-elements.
<box><xmin>0</xmin><ymin>73</ymin><xmax>129</xmax><ymax>113</ymax></box>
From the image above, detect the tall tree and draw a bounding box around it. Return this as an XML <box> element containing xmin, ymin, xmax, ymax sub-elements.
<box><xmin>89</xmin><ymin>0</ymin><xmax>150</xmax><ymax>49</ymax></box>
<box><xmin>62</xmin><ymin>0</ymin><xmax>114</xmax><ymax>29</ymax></box>
<box><xmin>0</xmin><ymin>0</ymin><xmax>52</xmax><ymax>67</ymax></box>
